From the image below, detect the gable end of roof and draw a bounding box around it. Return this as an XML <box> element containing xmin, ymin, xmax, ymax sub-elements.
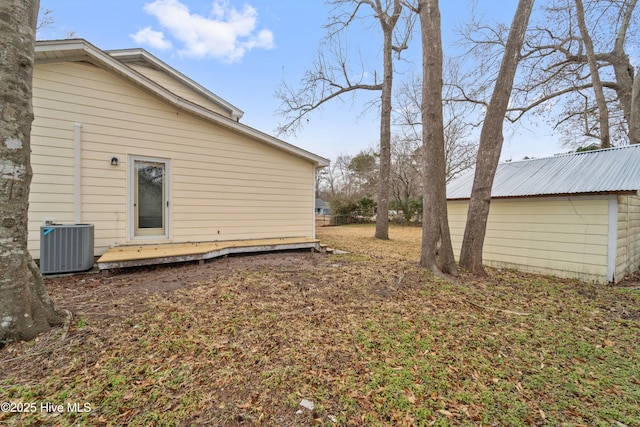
<box><xmin>106</xmin><ymin>48</ymin><xmax>244</xmax><ymax>121</ymax></box>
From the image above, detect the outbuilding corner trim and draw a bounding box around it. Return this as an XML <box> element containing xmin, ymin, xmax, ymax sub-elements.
<box><xmin>606</xmin><ymin>195</ymin><xmax>618</xmax><ymax>284</ymax></box>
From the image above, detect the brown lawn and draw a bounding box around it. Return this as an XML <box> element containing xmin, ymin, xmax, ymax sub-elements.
<box><xmin>1</xmin><ymin>224</ymin><xmax>639</xmax><ymax>426</ymax></box>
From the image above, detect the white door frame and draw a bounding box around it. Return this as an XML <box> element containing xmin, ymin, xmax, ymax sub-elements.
<box><xmin>128</xmin><ymin>155</ymin><xmax>171</xmax><ymax>241</ymax></box>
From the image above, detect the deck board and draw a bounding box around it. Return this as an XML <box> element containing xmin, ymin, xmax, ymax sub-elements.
<box><xmin>97</xmin><ymin>237</ymin><xmax>322</xmax><ymax>272</ymax></box>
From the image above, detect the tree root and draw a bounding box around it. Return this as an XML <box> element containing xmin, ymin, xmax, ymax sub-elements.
<box><xmin>0</xmin><ymin>309</ymin><xmax>73</xmax><ymax>363</ymax></box>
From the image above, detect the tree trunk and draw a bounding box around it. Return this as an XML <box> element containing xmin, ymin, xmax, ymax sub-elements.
<box><xmin>458</xmin><ymin>0</ymin><xmax>535</xmax><ymax>275</ymax></box>
<box><xmin>374</xmin><ymin>50</ymin><xmax>391</xmax><ymax>240</ymax></box>
<box><xmin>374</xmin><ymin>1</ymin><xmax>403</xmax><ymax>240</ymax></box>
<box><xmin>575</xmin><ymin>0</ymin><xmax>610</xmax><ymax>148</ymax></box>
<box><xmin>610</xmin><ymin>0</ymin><xmax>637</xmax><ymax>144</ymax></box>
<box><xmin>631</xmin><ymin>70</ymin><xmax>640</xmax><ymax>145</ymax></box>
<box><xmin>418</xmin><ymin>0</ymin><xmax>457</xmax><ymax>274</ymax></box>
<box><xmin>0</xmin><ymin>0</ymin><xmax>64</xmax><ymax>345</ymax></box>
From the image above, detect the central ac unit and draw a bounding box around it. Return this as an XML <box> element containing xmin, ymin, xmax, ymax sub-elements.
<box><xmin>40</xmin><ymin>224</ymin><xmax>95</xmax><ymax>274</ymax></box>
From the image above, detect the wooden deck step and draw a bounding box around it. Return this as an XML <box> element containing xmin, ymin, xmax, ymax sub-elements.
<box><xmin>97</xmin><ymin>237</ymin><xmax>321</xmax><ymax>273</ymax></box>
<box><xmin>318</xmin><ymin>243</ymin><xmax>337</xmax><ymax>254</ymax></box>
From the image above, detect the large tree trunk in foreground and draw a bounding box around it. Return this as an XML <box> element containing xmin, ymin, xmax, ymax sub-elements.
<box><xmin>0</xmin><ymin>0</ymin><xmax>63</xmax><ymax>345</ymax></box>
<box><xmin>418</xmin><ymin>0</ymin><xmax>457</xmax><ymax>274</ymax></box>
<box><xmin>458</xmin><ymin>0</ymin><xmax>535</xmax><ymax>275</ymax></box>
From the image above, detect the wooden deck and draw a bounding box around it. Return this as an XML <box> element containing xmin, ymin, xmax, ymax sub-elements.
<box><xmin>97</xmin><ymin>237</ymin><xmax>323</xmax><ymax>273</ymax></box>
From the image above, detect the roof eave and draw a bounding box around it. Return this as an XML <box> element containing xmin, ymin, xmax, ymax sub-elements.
<box><xmin>447</xmin><ymin>190</ymin><xmax>639</xmax><ymax>201</ymax></box>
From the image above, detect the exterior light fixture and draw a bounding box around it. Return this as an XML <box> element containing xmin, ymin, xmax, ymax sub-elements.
<box><xmin>110</xmin><ymin>156</ymin><xmax>119</xmax><ymax>166</ymax></box>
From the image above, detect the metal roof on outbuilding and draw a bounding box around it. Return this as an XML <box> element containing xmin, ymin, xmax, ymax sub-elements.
<box><xmin>447</xmin><ymin>145</ymin><xmax>640</xmax><ymax>200</ymax></box>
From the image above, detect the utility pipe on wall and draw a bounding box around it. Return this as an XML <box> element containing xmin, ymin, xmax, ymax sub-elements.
<box><xmin>74</xmin><ymin>123</ymin><xmax>82</xmax><ymax>224</ymax></box>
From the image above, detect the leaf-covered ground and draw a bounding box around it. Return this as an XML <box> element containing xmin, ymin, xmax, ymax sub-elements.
<box><xmin>1</xmin><ymin>224</ymin><xmax>639</xmax><ymax>426</ymax></box>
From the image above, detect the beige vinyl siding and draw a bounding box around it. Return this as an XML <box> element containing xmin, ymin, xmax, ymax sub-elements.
<box><xmin>127</xmin><ymin>64</ymin><xmax>233</xmax><ymax>118</ymax></box>
<box><xmin>448</xmin><ymin>197</ymin><xmax>610</xmax><ymax>283</ymax></box>
<box><xmin>616</xmin><ymin>195</ymin><xmax>640</xmax><ymax>281</ymax></box>
<box><xmin>628</xmin><ymin>195</ymin><xmax>640</xmax><ymax>276</ymax></box>
<box><xmin>29</xmin><ymin>98</ymin><xmax>76</xmax><ymax>246</ymax></box>
<box><xmin>29</xmin><ymin>61</ymin><xmax>315</xmax><ymax>259</ymax></box>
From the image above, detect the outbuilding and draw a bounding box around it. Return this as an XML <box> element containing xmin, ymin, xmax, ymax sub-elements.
<box><xmin>446</xmin><ymin>145</ymin><xmax>640</xmax><ymax>284</ymax></box>
<box><xmin>29</xmin><ymin>39</ymin><xmax>329</xmax><ymax>268</ymax></box>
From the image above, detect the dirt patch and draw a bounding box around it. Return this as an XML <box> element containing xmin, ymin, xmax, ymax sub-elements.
<box><xmin>44</xmin><ymin>251</ymin><xmax>330</xmax><ymax>323</ymax></box>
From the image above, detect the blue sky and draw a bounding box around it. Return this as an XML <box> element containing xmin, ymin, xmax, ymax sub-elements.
<box><xmin>38</xmin><ymin>0</ymin><xmax>567</xmax><ymax>163</ymax></box>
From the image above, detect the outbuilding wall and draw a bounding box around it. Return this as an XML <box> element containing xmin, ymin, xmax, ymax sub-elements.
<box><xmin>616</xmin><ymin>194</ymin><xmax>640</xmax><ymax>281</ymax></box>
<box><xmin>448</xmin><ymin>196</ymin><xmax>611</xmax><ymax>283</ymax></box>
<box><xmin>29</xmin><ymin>61</ymin><xmax>316</xmax><ymax>259</ymax></box>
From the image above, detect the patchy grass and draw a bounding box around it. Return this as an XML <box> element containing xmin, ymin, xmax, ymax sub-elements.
<box><xmin>1</xmin><ymin>224</ymin><xmax>639</xmax><ymax>426</ymax></box>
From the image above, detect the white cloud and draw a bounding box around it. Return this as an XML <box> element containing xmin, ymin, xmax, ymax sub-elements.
<box><xmin>138</xmin><ymin>0</ymin><xmax>274</xmax><ymax>62</ymax></box>
<box><xmin>131</xmin><ymin>26</ymin><xmax>173</xmax><ymax>50</ymax></box>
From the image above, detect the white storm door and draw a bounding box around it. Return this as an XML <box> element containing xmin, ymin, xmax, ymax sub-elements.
<box><xmin>131</xmin><ymin>158</ymin><xmax>169</xmax><ymax>239</ymax></box>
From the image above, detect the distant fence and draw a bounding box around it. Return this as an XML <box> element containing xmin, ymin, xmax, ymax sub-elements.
<box><xmin>315</xmin><ymin>214</ymin><xmax>373</xmax><ymax>227</ymax></box>
<box><xmin>315</xmin><ymin>214</ymin><xmax>421</xmax><ymax>227</ymax></box>
<box><xmin>315</xmin><ymin>215</ymin><xmax>328</xmax><ymax>227</ymax></box>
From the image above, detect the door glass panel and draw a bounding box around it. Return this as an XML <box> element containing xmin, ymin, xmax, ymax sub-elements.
<box><xmin>134</xmin><ymin>160</ymin><xmax>165</xmax><ymax>236</ymax></box>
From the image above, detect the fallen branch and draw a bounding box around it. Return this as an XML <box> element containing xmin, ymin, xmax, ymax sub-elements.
<box><xmin>58</xmin><ymin>308</ymin><xmax>73</xmax><ymax>342</ymax></box>
<box><xmin>463</xmin><ymin>298</ymin><xmax>531</xmax><ymax>316</ymax></box>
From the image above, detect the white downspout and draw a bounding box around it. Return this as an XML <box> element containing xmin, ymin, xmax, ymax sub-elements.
<box><xmin>312</xmin><ymin>167</ymin><xmax>318</xmax><ymax>238</ymax></box>
<box><xmin>74</xmin><ymin>123</ymin><xmax>82</xmax><ymax>224</ymax></box>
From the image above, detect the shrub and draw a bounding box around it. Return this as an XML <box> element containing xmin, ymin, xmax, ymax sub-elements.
<box><xmin>330</xmin><ymin>196</ymin><xmax>376</xmax><ymax>225</ymax></box>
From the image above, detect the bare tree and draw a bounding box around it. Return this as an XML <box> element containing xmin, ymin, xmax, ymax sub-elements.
<box><xmin>316</xmin><ymin>160</ymin><xmax>341</xmax><ymax>199</ymax></box>
<box><xmin>333</xmin><ymin>154</ymin><xmax>358</xmax><ymax>197</ymax></box>
<box><xmin>390</xmin><ymin>68</ymin><xmax>477</xmax><ymax>224</ymax></box>
<box><xmin>1</xmin><ymin>0</ymin><xmax>64</xmax><ymax>344</ymax></box>
<box><xmin>390</xmin><ymin>135</ymin><xmax>421</xmax><ymax>204</ymax></box>
<box><xmin>394</xmin><ymin>66</ymin><xmax>478</xmax><ymax>183</ymax></box>
<box><xmin>348</xmin><ymin>149</ymin><xmax>379</xmax><ymax>196</ymax></box>
<box><xmin>276</xmin><ymin>0</ymin><xmax>414</xmax><ymax>240</ymax></box>
<box><xmin>36</xmin><ymin>7</ymin><xmax>54</xmax><ymax>32</ymax></box>
<box><xmin>460</xmin><ymin>0</ymin><xmax>638</xmax><ymax>146</ymax></box>
<box><xmin>459</xmin><ymin>0</ymin><xmax>535</xmax><ymax>275</ymax></box>
<box><xmin>415</xmin><ymin>0</ymin><xmax>457</xmax><ymax>273</ymax></box>
<box><xmin>317</xmin><ymin>152</ymin><xmax>377</xmax><ymax>199</ymax></box>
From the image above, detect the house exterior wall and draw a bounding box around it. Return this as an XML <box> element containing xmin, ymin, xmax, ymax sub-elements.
<box><xmin>616</xmin><ymin>194</ymin><xmax>640</xmax><ymax>281</ymax></box>
<box><xmin>448</xmin><ymin>196</ymin><xmax>611</xmax><ymax>283</ymax></box>
<box><xmin>126</xmin><ymin>64</ymin><xmax>234</xmax><ymax>119</ymax></box>
<box><xmin>29</xmin><ymin>61</ymin><xmax>316</xmax><ymax>259</ymax></box>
